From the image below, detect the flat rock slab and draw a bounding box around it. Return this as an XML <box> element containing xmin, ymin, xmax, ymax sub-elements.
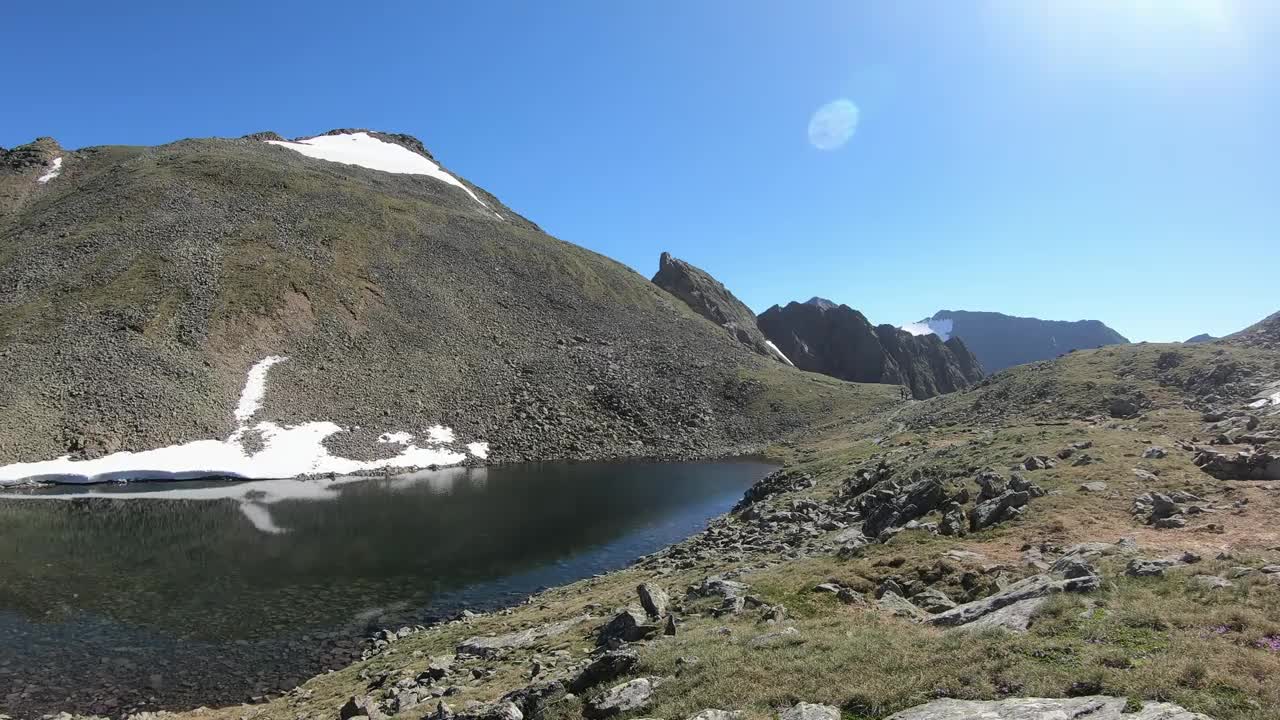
<box><xmin>955</xmin><ymin>596</ymin><xmax>1047</xmax><ymax>633</ymax></box>
<box><xmin>458</xmin><ymin>615</ymin><xmax>591</xmax><ymax>658</ymax></box>
<box><xmin>884</xmin><ymin>696</ymin><xmax>1212</xmax><ymax>719</ymax></box>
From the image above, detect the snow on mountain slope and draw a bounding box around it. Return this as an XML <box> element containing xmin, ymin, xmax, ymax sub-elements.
<box><xmin>36</xmin><ymin>156</ymin><xmax>62</xmax><ymax>183</ymax></box>
<box><xmin>900</xmin><ymin>317</ymin><xmax>953</xmax><ymax>341</ymax></box>
<box><xmin>764</xmin><ymin>339</ymin><xmax>795</xmax><ymax>366</ymax></box>
<box><xmin>266</xmin><ymin>132</ymin><xmax>499</xmax><ymax>217</ymax></box>
<box><xmin>0</xmin><ymin>356</ymin><xmax>485</xmax><ymax>485</ymax></box>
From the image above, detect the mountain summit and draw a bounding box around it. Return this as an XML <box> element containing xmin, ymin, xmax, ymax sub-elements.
<box><xmin>904</xmin><ymin>309</ymin><xmax>1129</xmax><ymax>373</ymax></box>
<box><xmin>757</xmin><ymin>300</ymin><xmax>983</xmax><ymax>398</ymax></box>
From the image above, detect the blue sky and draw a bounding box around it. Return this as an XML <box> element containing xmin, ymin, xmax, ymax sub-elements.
<box><xmin>3</xmin><ymin>1</ymin><xmax>1276</xmax><ymax>341</ymax></box>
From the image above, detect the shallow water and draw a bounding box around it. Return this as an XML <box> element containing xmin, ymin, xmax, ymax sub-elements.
<box><xmin>0</xmin><ymin>460</ymin><xmax>774</xmax><ymax>717</ymax></box>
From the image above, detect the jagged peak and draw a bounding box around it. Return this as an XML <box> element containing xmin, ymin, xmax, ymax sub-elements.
<box><xmin>805</xmin><ymin>297</ymin><xmax>837</xmax><ymax>311</ymax></box>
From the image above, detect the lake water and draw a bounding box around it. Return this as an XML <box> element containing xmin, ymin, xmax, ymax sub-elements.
<box><xmin>0</xmin><ymin>460</ymin><xmax>774</xmax><ymax>718</ymax></box>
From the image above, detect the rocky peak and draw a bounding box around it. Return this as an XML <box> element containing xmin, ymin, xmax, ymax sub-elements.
<box><xmin>652</xmin><ymin>253</ymin><xmax>786</xmax><ymax>363</ymax></box>
<box><xmin>757</xmin><ymin>301</ymin><xmax>983</xmax><ymax>398</ymax></box>
<box><xmin>1</xmin><ymin>137</ymin><xmax>62</xmax><ymax>172</ymax></box>
<box><xmin>1225</xmin><ymin>310</ymin><xmax>1280</xmax><ymax>350</ymax></box>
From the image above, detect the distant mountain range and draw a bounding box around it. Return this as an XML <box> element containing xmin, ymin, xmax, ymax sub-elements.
<box><xmin>901</xmin><ymin>310</ymin><xmax>1130</xmax><ymax>373</ymax></box>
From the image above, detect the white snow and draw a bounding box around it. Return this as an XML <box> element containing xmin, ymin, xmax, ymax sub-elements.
<box><xmin>0</xmin><ymin>355</ymin><xmax>487</xmax><ymax>486</ymax></box>
<box><xmin>764</xmin><ymin>340</ymin><xmax>795</xmax><ymax>367</ymax></box>
<box><xmin>467</xmin><ymin>442</ymin><xmax>490</xmax><ymax>460</ymax></box>
<box><xmin>1247</xmin><ymin>390</ymin><xmax>1280</xmax><ymax>410</ymax></box>
<box><xmin>37</xmin><ymin>156</ymin><xmax>62</xmax><ymax>183</ymax></box>
<box><xmin>900</xmin><ymin>317</ymin><xmax>954</xmax><ymax>341</ymax></box>
<box><xmin>265</xmin><ymin>132</ymin><xmax>500</xmax><ymax>219</ymax></box>
<box><xmin>233</xmin><ymin>355</ymin><xmax>287</xmax><ymax>424</ymax></box>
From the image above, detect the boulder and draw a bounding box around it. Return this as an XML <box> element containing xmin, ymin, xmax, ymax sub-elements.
<box><xmin>1194</xmin><ymin>447</ymin><xmax>1280</xmax><ymax>480</ymax></box>
<box><xmin>877</xmin><ymin>591</ymin><xmax>928</xmax><ymax>622</ymax></box>
<box><xmin>599</xmin><ymin>607</ymin><xmax>657</xmax><ymax>645</ymax></box>
<box><xmin>584</xmin><ymin>678</ymin><xmax>661</xmax><ymax>719</ymax></box>
<box><xmin>1078</xmin><ymin>481</ymin><xmax>1108</xmax><ymax>493</ymax></box>
<box><xmin>909</xmin><ymin>587</ymin><xmax>957</xmax><ymax>613</ymax></box>
<box><xmin>501</xmin><ymin>680</ymin><xmax>566</xmax><ymax>720</ymax></box>
<box><xmin>568</xmin><ymin>650</ymin><xmax>638</xmax><ymax>694</ymax></box>
<box><xmin>339</xmin><ymin>695</ymin><xmax>384</xmax><ymax>720</ymax></box>
<box><xmin>458</xmin><ymin>616</ymin><xmax>586</xmax><ymax>658</ymax></box>
<box><xmin>928</xmin><ymin>573</ymin><xmax>1096</xmax><ymax>628</ymax></box>
<box><xmin>974</xmin><ymin>470</ymin><xmax>1007</xmax><ymax>500</ymax></box>
<box><xmin>636</xmin><ymin>583</ymin><xmax>670</xmax><ymax>619</ymax></box>
<box><xmin>779</xmin><ymin>703</ymin><xmax>841</xmax><ymax>720</ymax></box>
<box><xmin>1126</xmin><ymin>558</ymin><xmax>1175</xmax><ymax>577</ymax></box>
<box><xmin>687</xmin><ymin>711</ymin><xmax>744</xmax><ymax>720</ymax></box>
<box><xmin>1189</xmin><ymin>575</ymin><xmax>1233</xmax><ymax>591</ymax></box>
<box><xmin>1143</xmin><ymin>446</ymin><xmax>1168</xmax><ymax>459</ymax></box>
<box><xmin>746</xmin><ymin>626</ymin><xmax>803</xmax><ymax>648</ymax></box>
<box><xmin>956</xmin><ymin>597</ymin><xmax>1046</xmax><ymax>633</ymax></box>
<box><xmin>1021</xmin><ymin>455</ymin><xmax>1054</xmax><ymax>471</ymax></box>
<box><xmin>969</xmin><ymin>490</ymin><xmax>1029</xmax><ymax>531</ymax></box>
<box><xmin>858</xmin><ymin>476</ymin><xmax>948</xmax><ymax>538</ymax></box>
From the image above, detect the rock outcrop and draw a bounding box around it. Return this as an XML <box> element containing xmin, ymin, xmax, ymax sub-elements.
<box><xmin>651</xmin><ymin>252</ymin><xmax>790</xmax><ymax>364</ymax></box>
<box><xmin>885</xmin><ymin>696</ymin><xmax>1211</xmax><ymax>719</ymax></box>
<box><xmin>756</xmin><ymin>299</ymin><xmax>983</xmax><ymax>398</ymax></box>
<box><xmin>1224</xmin><ymin>310</ymin><xmax>1280</xmax><ymax>350</ymax></box>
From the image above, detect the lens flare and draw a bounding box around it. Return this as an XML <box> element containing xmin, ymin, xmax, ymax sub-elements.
<box><xmin>807</xmin><ymin>99</ymin><xmax>860</xmax><ymax>150</ymax></box>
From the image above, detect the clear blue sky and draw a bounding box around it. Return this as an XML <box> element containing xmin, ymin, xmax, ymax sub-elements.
<box><xmin>3</xmin><ymin>1</ymin><xmax>1276</xmax><ymax>342</ymax></box>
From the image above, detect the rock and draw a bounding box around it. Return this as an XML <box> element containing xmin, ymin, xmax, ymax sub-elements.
<box><xmin>746</xmin><ymin>626</ymin><xmax>803</xmax><ymax>648</ymax></box>
<box><xmin>339</xmin><ymin>695</ymin><xmax>384</xmax><ymax>720</ymax></box>
<box><xmin>599</xmin><ymin>607</ymin><xmax>657</xmax><ymax>645</ymax></box>
<box><xmin>1048</xmin><ymin>554</ymin><xmax>1100</xmax><ymax>581</ymax></box>
<box><xmin>458</xmin><ymin>617</ymin><xmax>586</xmax><ymax>658</ymax></box>
<box><xmin>1078</xmin><ymin>481</ymin><xmax>1108</xmax><ymax>493</ymax></box>
<box><xmin>909</xmin><ymin>587</ymin><xmax>957</xmax><ymax>613</ymax></box>
<box><xmin>1194</xmin><ymin>447</ymin><xmax>1280</xmax><ymax>480</ymax></box>
<box><xmin>877</xmin><ymin>591</ymin><xmax>928</xmax><ymax>622</ymax></box>
<box><xmin>500</xmin><ymin>680</ymin><xmax>566</xmax><ymax>720</ymax></box>
<box><xmin>875</xmin><ymin>579</ymin><xmax>905</xmax><ymax>599</ymax></box>
<box><xmin>928</xmin><ymin>573</ymin><xmax>1096</xmax><ymax>628</ymax></box>
<box><xmin>974</xmin><ymin>470</ymin><xmax>1007</xmax><ymax>500</ymax></box>
<box><xmin>938</xmin><ymin>503</ymin><xmax>967</xmax><ymax>536</ymax></box>
<box><xmin>1126</xmin><ymin>558</ymin><xmax>1175</xmax><ymax>577</ymax></box>
<box><xmin>836</xmin><ymin>587</ymin><xmax>866</xmax><ymax>605</ymax></box>
<box><xmin>1261</xmin><ymin>565</ymin><xmax>1280</xmax><ymax>574</ymax></box>
<box><xmin>812</xmin><ymin>583</ymin><xmax>842</xmax><ymax>594</ymax></box>
<box><xmin>664</xmin><ymin>614</ymin><xmax>677</xmax><ymax>636</ymax></box>
<box><xmin>1154</xmin><ymin>516</ymin><xmax>1187</xmax><ymax>529</ymax></box>
<box><xmin>858</xmin><ymin>476</ymin><xmax>948</xmax><ymax>537</ymax></box>
<box><xmin>779</xmin><ymin>703</ymin><xmax>840</xmax><ymax>720</ymax></box>
<box><xmin>1143</xmin><ymin>446</ymin><xmax>1168</xmax><ymax>459</ymax></box>
<box><xmin>1007</xmin><ymin>473</ymin><xmax>1045</xmax><ymax>497</ymax></box>
<box><xmin>1189</xmin><ymin>575</ymin><xmax>1233</xmax><ymax>591</ymax></box>
<box><xmin>583</xmin><ymin>678</ymin><xmax>660</xmax><ymax>719</ymax></box>
<box><xmin>687</xmin><ymin>711</ymin><xmax>743</xmax><ymax>720</ymax></box>
<box><xmin>454</xmin><ymin>702</ymin><xmax>524</xmax><ymax>720</ymax></box>
<box><xmin>568</xmin><ymin>650</ymin><xmax>638</xmax><ymax>694</ymax></box>
<box><xmin>883</xmin><ymin>696</ymin><xmax>1211</xmax><ymax>719</ymax></box>
<box><xmin>652</xmin><ymin>252</ymin><xmax>782</xmax><ymax>361</ymax></box>
<box><xmin>960</xmin><ymin>597</ymin><xmax>1046</xmax><ymax>633</ymax></box>
<box><xmin>636</xmin><ymin>583</ymin><xmax>669</xmax><ymax>619</ymax></box>
<box><xmin>1020</xmin><ymin>455</ymin><xmax>1054</xmax><ymax>471</ymax></box>
<box><xmin>969</xmin><ymin>490</ymin><xmax>1030</xmax><ymax>531</ymax></box>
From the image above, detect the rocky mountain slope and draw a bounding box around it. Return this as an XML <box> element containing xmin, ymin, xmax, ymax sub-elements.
<box><xmin>1225</xmin><ymin>310</ymin><xmax>1280</xmax><ymax>350</ymax></box>
<box><xmin>904</xmin><ymin>310</ymin><xmax>1129</xmax><ymax>373</ymax></box>
<box><xmin>1184</xmin><ymin>333</ymin><xmax>1217</xmax><ymax>344</ymax></box>
<box><xmin>650</xmin><ymin>252</ymin><xmax>790</xmax><ymax>365</ymax></box>
<box><xmin>79</xmin><ymin>328</ymin><xmax>1279</xmax><ymax>720</ymax></box>
<box><xmin>0</xmin><ymin>130</ymin><xmax>880</xmax><ymax>476</ymax></box>
<box><xmin>757</xmin><ymin>299</ymin><xmax>983</xmax><ymax>399</ymax></box>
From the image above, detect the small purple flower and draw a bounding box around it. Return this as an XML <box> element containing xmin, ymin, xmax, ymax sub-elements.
<box><xmin>1255</xmin><ymin>635</ymin><xmax>1280</xmax><ymax>653</ymax></box>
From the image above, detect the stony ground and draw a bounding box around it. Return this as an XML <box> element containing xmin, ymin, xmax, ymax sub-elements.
<box><xmin>25</xmin><ymin>337</ymin><xmax>1276</xmax><ymax>720</ymax></box>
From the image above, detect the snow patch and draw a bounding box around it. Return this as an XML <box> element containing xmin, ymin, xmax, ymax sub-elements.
<box><xmin>1247</xmin><ymin>390</ymin><xmax>1280</xmax><ymax>410</ymax></box>
<box><xmin>764</xmin><ymin>340</ymin><xmax>795</xmax><ymax>367</ymax></box>
<box><xmin>37</xmin><ymin>156</ymin><xmax>62</xmax><ymax>183</ymax></box>
<box><xmin>467</xmin><ymin>442</ymin><xmax>490</xmax><ymax>460</ymax></box>
<box><xmin>233</xmin><ymin>355</ymin><xmax>287</xmax><ymax>424</ymax></box>
<box><xmin>900</xmin><ymin>317</ymin><xmax>953</xmax><ymax>341</ymax></box>
<box><xmin>265</xmin><ymin>132</ymin><xmax>501</xmax><ymax>219</ymax></box>
<box><xmin>0</xmin><ymin>356</ymin><xmax>487</xmax><ymax>486</ymax></box>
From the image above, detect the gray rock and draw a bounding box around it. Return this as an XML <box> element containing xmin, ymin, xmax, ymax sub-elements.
<box><xmin>584</xmin><ymin>677</ymin><xmax>661</xmax><ymax>719</ymax></box>
<box><xmin>779</xmin><ymin>703</ymin><xmax>841</xmax><ymax>720</ymax></box>
<box><xmin>974</xmin><ymin>470</ymin><xmax>1007</xmax><ymax>500</ymax></box>
<box><xmin>928</xmin><ymin>573</ymin><xmax>1096</xmax><ymax>627</ymax></box>
<box><xmin>1143</xmin><ymin>446</ymin><xmax>1168</xmax><ymax>459</ymax></box>
<box><xmin>910</xmin><ymin>587</ymin><xmax>957</xmax><ymax>613</ymax></box>
<box><xmin>746</xmin><ymin>626</ymin><xmax>803</xmax><ymax>648</ymax></box>
<box><xmin>883</xmin><ymin>696</ymin><xmax>1211</xmax><ymax>719</ymax></box>
<box><xmin>969</xmin><ymin>490</ymin><xmax>1030</xmax><ymax>531</ymax></box>
<box><xmin>568</xmin><ymin>650</ymin><xmax>638</xmax><ymax>694</ymax></box>
<box><xmin>1021</xmin><ymin>455</ymin><xmax>1054</xmax><ymax>471</ymax></box>
<box><xmin>1126</xmin><ymin>558</ymin><xmax>1175</xmax><ymax>577</ymax></box>
<box><xmin>1078</xmin><ymin>481</ymin><xmax>1108</xmax><ymax>493</ymax></box>
<box><xmin>599</xmin><ymin>607</ymin><xmax>657</xmax><ymax>645</ymax></box>
<box><xmin>458</xmin><ymin>616</ymin><xmax>586</xmax><ymax>658</ymax></box>
<box><xmin>877</xmin><ymin>591</ymin><xmax>928</xmax><ymax>621</ymax></box>
<box><xmin>957</xmin><ymin>597</ymin><xmax>1047</xmax><ymax>633</ymax></box>
<box><xmin>636</xmin><ymin>583</ymin><xmax>670</xmax><ymax>619</ymax></box>
<box><xmin>339</xmin><ymin>695</ymin><xmax>384</xmax><ymax>720</ymax></box>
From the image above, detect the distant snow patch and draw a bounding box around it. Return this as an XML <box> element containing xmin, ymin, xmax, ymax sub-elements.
<box><xmin>0</xmin><ymin>355</ymin><xmax>487</xmax><ymax>486</ymax></box>
<box><xmin>265</xmin><ymin>132</ymin><xmax>501</xmax><ymax>219</ymax></box>
<box><xmin>467</xmin><ymin>442</ymin><xmax>490</xmax><ymax>460</ymax></box>
<box><xmin>764</xmin><ymin>340</ymin><xmax>795</xmax><ymax>367</ymax></box>
<box><xmin>900</xmin><ymin>318</ymin><xmax>953</xmax><ymax>341</ymax></box>
<box><xmin>37</xmin><ymin>156</ymin><xmax>62</xmax><ymax>183</ymax></box>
